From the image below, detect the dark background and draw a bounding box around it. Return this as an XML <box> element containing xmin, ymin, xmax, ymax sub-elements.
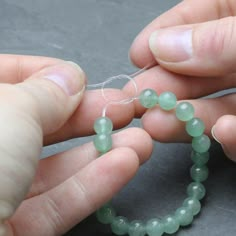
<box><xmin>1</xmin><ymin>1</ymin><xmax>236</xmax><ymax>236</ymax></box>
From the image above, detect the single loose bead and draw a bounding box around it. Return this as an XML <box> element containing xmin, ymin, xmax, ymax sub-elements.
<box><xmin>128</xmin><ymin>220</ymin><xmax>145</xmax><ymax>236</ymax></box>
<box><xmin>175</xmin><ymin>102</ymin><xmax>194</xmax><ymax>121</ymax></box>
<box><xmin>96</xmin><ymin>204</ymin><xmax>116</xmax><ymax>224</ymax></box>
<box><xmin>186</xmin><ymin>118</ymin><xmax>205</xmax><ymax>137</ymax></box>
<box><xmin>183</xmin><ymin>197</ymin><xmax>201</xmax><ymax>216</ymax></box>
<box><xmin>187</xmin><ymin>182</ymin><xmax>206</xmax><ymax>200</ymax></box>
<box><xmin>175</xmin><ymin>207</ymin><xmax>194</xmax><ymax>226</ymax></box>
<box><xmin>146</xmin><ymin>218</ymin><xmax>164</xmax><ymax>236</ymax></box>
<box><xmin>111</xmin><ymin>216</ymin><xmax>129</xmax><ymax>236</ymax></box>
<box><xmin>191</xmin><ymin>151</ymin><xmax>210</xmax><ymax>166</ymax></box>
<box><xmin>162</xmin><ymin>215</ymin><xmax>179</xmax><ymax>234</ymax></box>
<box><xmin>190</xmin><ymin>164</ymin><xmax>209</xmax><ymax>182</ymax></box>
<box><xmin>93</xmin><ymin>133</ymin><xmax>112</xmax><ymax>153</ymax></box>
<box><xmin>94</xmin><ymin>117</ymin><xmax>113</xmax><ymax>134</ymax></box>
<box><xmin>192</xmin><ymin>134</ymin><xmax>211</xmax><ymax>153</ymax></box>
<box><xmin>158</xmin><ymin>91</ymin><xmax>177</xmax><ymax>111</ymax></box>
<box><xmin>139</xmin><ymin>89</ymin><xmax>158</xmax><ymax>108</ymax></box>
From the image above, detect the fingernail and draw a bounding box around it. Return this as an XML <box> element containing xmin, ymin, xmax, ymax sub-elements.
<box><xmin>211</xmin><ymin>125</ymin><xmax>222</xmax><ymax>144</ymax></box>
<box><xmin>149</xmin><ymin>28</ymin><xmax>193</xmax><ymax>62</ymax></box>
<box><xmin>43</xmin><ymin>61</ymin><xmax>85</xmax><ymax>96</ymax></box>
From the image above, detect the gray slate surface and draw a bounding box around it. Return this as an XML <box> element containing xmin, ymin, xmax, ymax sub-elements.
<box><xmin>1</xmin><ymin>1</ymin><xmax>236</xmax><ymax>236</ymax></box>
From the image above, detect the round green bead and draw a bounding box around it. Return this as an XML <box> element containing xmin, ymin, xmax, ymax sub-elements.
<box><xmin>158</xmin><ymin>91</ymin><xmax>177</xmax><ymax>111</ymax></box>
<box><xmin>128</xmin><ymin>220</ymin><xmax>145</xmax><ymax>236</ymax></box>
<box><xmin>175</xmin><ymin>207</ymin><xmax>194</xmax><ymax>226</ymax></box>
<box><xmin>111</xmin><ymin>216</ymin><xmax>129</xmax><ymax>235</ymax></box>
<box><xmin>190</xmin><ymin>164</ymin><xmax>209</xmax><ymax>182</ymax></box>
<box><xmin>94</xmin><ymin>117</ymin><xmax>113</xmax><ymax>134</ymax></box>
<box><xmin>139</xmin><ymin>89</ymin><xmax>158</xmax><ymax>108</ymax></box>
<box><xmin>96</xmin><ymin>204</ymin><xmax>116</xmax><ymax>224</ymax></box>
<box><xmin>183</xmin><ymin>197</ymin><xmax>201</xmax><ymax>216</ymax></box>
<box><xmin>191</xmin><ymin>151</ymin><xmax>210</xmax><ymax>166</ymax></box>
<box><xmin>187</xmin><ymin>182</ymin><xmax>206</xmax><ymax>200</ymax></box>
<box><xmin>186</xmin><ymin>118</ymin><xmax>205</xmax><ymax>137</ymax></box>
<box><xmin>146</xmin><ymin>218</ymin><xmax>164</xmax><ymax>236</ymax></box>
<box><xmin>192</xmin><ymin>134</ymin><xmax>211</xmax><ymax>153</ymax></box>
<box><xmin>175</xmin><ymin>102</ymin><xmax>194</xmax><ymax>121</ymax></box>
<box><xmin>93</xmin><ymin>133</ymin><xmax>112</xmax><ymax>153</ymax></box>
<box><xmin>162</xmin><ymin>215</ymin><xmax>179</xmax><ymax>234</ymax></box>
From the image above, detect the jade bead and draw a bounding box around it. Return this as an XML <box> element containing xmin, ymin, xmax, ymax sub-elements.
<box><xmin>128</xmin><ymin>220</ymin><xmax>145</xmax><ymax>236</ymax></box>
<box><xmin>111</xmin><ymin>216</ymin><xmax>129</xmax><ymax>235</ymax></box>
<box><xmin>191</xmin><ymin>151</ymin><xmax>210</xmax><ymax>166</ymax></box>
<box><xmin>175</xmin><ymin>102</ymin><xmax>194</xmax><ymax>121</ymax></box>
<box><xmin>183</xmin><ymin>197</ymin><xmax>201</xmax><ymax>216</ymax></box>
<box><xmin>94</xmin><ymin>117</ymin><xmax>113</xmax><ymax>134</ymax></box>
<box><xmin>162</xmin><ymin>215</ymin><xmax>179</xmax><ymax>234</ymax></box>
<box><xmin>93</xmin><ymin>133</ymin><xmax>112</xmax><ymax>153</ymax></box>
<box><xmin>96</xmin><ymin>204</ymin><xmax>116</xmax><ymax>224</ymax></box>
<box><xmin>191</xmin><ymin>164</ymin><xmax>209</xmax><ymax>182</ymax></box>
<box><xmin>139</xmin><ymin>89</ymin><xmax>158</xmax><ymax>108</ymax></box>
<box><xmin>146</xmin><ymin>218</ymin><xmax>164</xmax><ymax>236</ymax></box>
<box><xmin>187</xmin><ymin>182</ymin><xmax>206</xmax><ymax>200</ymax></box>
<box><xmin>186</xmin><ymin>118</ymin><xmax>205</xmax><ymax>137</ymax></box>
<box><xmin>158</xmin><ymin>91</ymin><xmax>177</xmax><ymax>111</ymax></box>
<box><xmin>175</xmin><ymin>207</ymin><xmax>194</xmax><ymax>226</ymax></box>
<box><xmin>192</xmin><ymin>134</ymin><xmax>211</xmax><ymax>153</ymax></box>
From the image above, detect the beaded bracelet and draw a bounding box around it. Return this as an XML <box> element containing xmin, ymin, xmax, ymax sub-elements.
<box><xmin>93</xmin><ymin>89</ymin><xmax>210</xmax><ymax>236</ymax></box>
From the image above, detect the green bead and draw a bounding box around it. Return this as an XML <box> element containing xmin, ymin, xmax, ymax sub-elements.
<box><xmin>128</xmin><ymin>220</ymin><xmax>145</xmax><ymax>236</ymax></box>
<box><xmin>96</xmin><ymin>204</ymin><xmax>116</xmax><ymax>224</ymax></box>
<box><xmin>183</xmin><ymin>197</ymin><xmax>201</xmax><ymax>216</ymax></box>
<box><xmin>175</xmin><ymin>102</ymin><xmax>194</xmax><ymax>121</ymax></box>
<box><xmin>146</xmin><ymin>218</ymin><xmax>164</xmax><ymax>236</ymax></box>
<box><xmin>186</xmin><ymin>118</ymin><xmax>205</xmax><ymax>137</ymax></box>
<box><xmin>158</xmin><ymin>91</ymin><xmax>177</xmax><ymax>111</ymax></box>
<box><xmin>94</xmin><ymin>117</ymin><xmax>113</xmax><ymax>134</ymax></box>
<box><xmin>139</xmin><ymin>89</ymin><xmax>158</xmax><ymax>108</ymax></box>
<box><xmin>175</xmin><ymin>207</ymin><xmax>194</xmax><ymax>226</ymax></box>
<box><xmin>191</xmin><ymin>151</ymin><xmax>210</xmax><ymax>166</ymax></box>
<box><xmin>192</xmin><ymin>134</ymin><xmax>211</xmax><ymax>153</ymax></box>
<box><xmin>111</xmin><ymin>216</ymin><xmax>129</xmax><ymax>235</ymax></box>
<box><xmin>162</xmin><ymin>215</ymin><xmax>179</xmax><ymax>234</ymax></box>
<box><xmin>187</xmin><ymin>182</ymin><xmax>206</xmax><ymax>200</ymax></box>
<box><xmin>190</xmin><ymin>164</ymin><xmax>209</xmax><ymax>182</ymax></box>
<box><xmin>93</xmin><ymin>133</ymin><xmax>112</xmax><ymax>153</ymax></box>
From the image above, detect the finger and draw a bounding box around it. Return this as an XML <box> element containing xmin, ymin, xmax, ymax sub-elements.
<box><xmin>0</xmin><ymin>62</ymin><xmax>85</xmax><ymax>223</ymax></box>
<box><xmin>129</xmin><ymin>0</ymin><xmax>236</xmax><ymax>67</ymax></box>
<box><xmin>29</xmin><ymin>127</ymin><xmax>152</xmax><ymax>197</ymax></box>
<box><xmin>8</xmin><ymin>147</ymin><xmax>140</xmax><ymax>236</ymax></box>
<box><xmin>141</xmin><ymin>93</ymin><xmax>236</xmax><ymax>143</ymax></box>
<box><xmin>149</xmin><ymin>17</ymin><xmax>236</xmax><ymax>76</ymax></box>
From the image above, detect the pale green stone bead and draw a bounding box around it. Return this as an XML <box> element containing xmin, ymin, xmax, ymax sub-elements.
<box><xmin>93</xmin><ymin>133</ymin><xmax>112</xmax><ymax>153</ymax></box>
<box><xmin>146</xmin><ymin>218</ymin><xmax>164</xmax><ymax>236</ymax></box>
<box><xmin>96</xmin><ymin>204</ymin><xmax>116</xmax><ymax>224</ymax></box>
<box><xmin>128</xmin><ymin>220</ymin><xmax>145</xmax><ymax>236</ymax></box>
<box><xmin>175</xmin><ymin>207</ymin><xmax>194</xmax><ymax>226</ymax></box>
<box><xmin>183</xmin><ymin>197</ymin><xmax>201</xmax><ymax>216</ymax></box>
<box><xmin>111</xmin><ymin>216</ymin><xmax>129</xmax><ymax>235</ymax></box>
<box><xmin>192</xmin><ymin>134</ymin><xmax>211</xmax><ymax>153</ymax></box>
<box><xmin>158</xmin><ymin>91</ymin><xmax>177</xmax><ymax>111</ymax></box>
<box><xmin>162</xmin><ymin>215</ymin><xmax>179</xmax><ymax>234</ymax></box>
<box><xmin>191</xmin><ymin>151</ymin><xmax>210</xmax><ymax>166</ymax></box>
<box><xmin>139</xmin><ymin>89</ymin><xmax>158</xmax><ymax>108</ymax></box>
<box><xmin>175</xmin><ymin>102</ymin><xmax>194</xmax><ymax>121</ymax></box>
<box><xmin>190</xmin><ymin>164</ymin><xmax>209</xmax><ymax>182</ymax></box>
<box><xmin>94</xmin><ymin>117</ymin><xmax>113</xmax><ymax>134</ymax></box>
<box><xmin>186</xmin><ymin>118</ymin><xmax>205</xmax><ymax>137</ymax></box>
<box><xmin>187</xmin><ymin>182</ymin><xmax>206</xmax><ymax>200</ymax></box>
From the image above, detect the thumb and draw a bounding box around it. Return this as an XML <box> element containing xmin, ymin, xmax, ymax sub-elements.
<box><xmin>149</xmin><ymin>16</ymin><xmax>236</xmax><ymax>76</ymax></box>
<box><xmin>0</xmin><ymin>62</ymin><xmax>85</xmax><ymax>229</ymax></box>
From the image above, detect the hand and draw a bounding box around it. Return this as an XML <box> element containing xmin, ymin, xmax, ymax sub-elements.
<box><xmin>0</xmin><ymin>55</ymin><xmax>152</xmax><ymax>236</ymax></box>
<box><xmin>125</xmin><ymin>0</ymin><xmax>236</xmax><ymax>161</ymax></box>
